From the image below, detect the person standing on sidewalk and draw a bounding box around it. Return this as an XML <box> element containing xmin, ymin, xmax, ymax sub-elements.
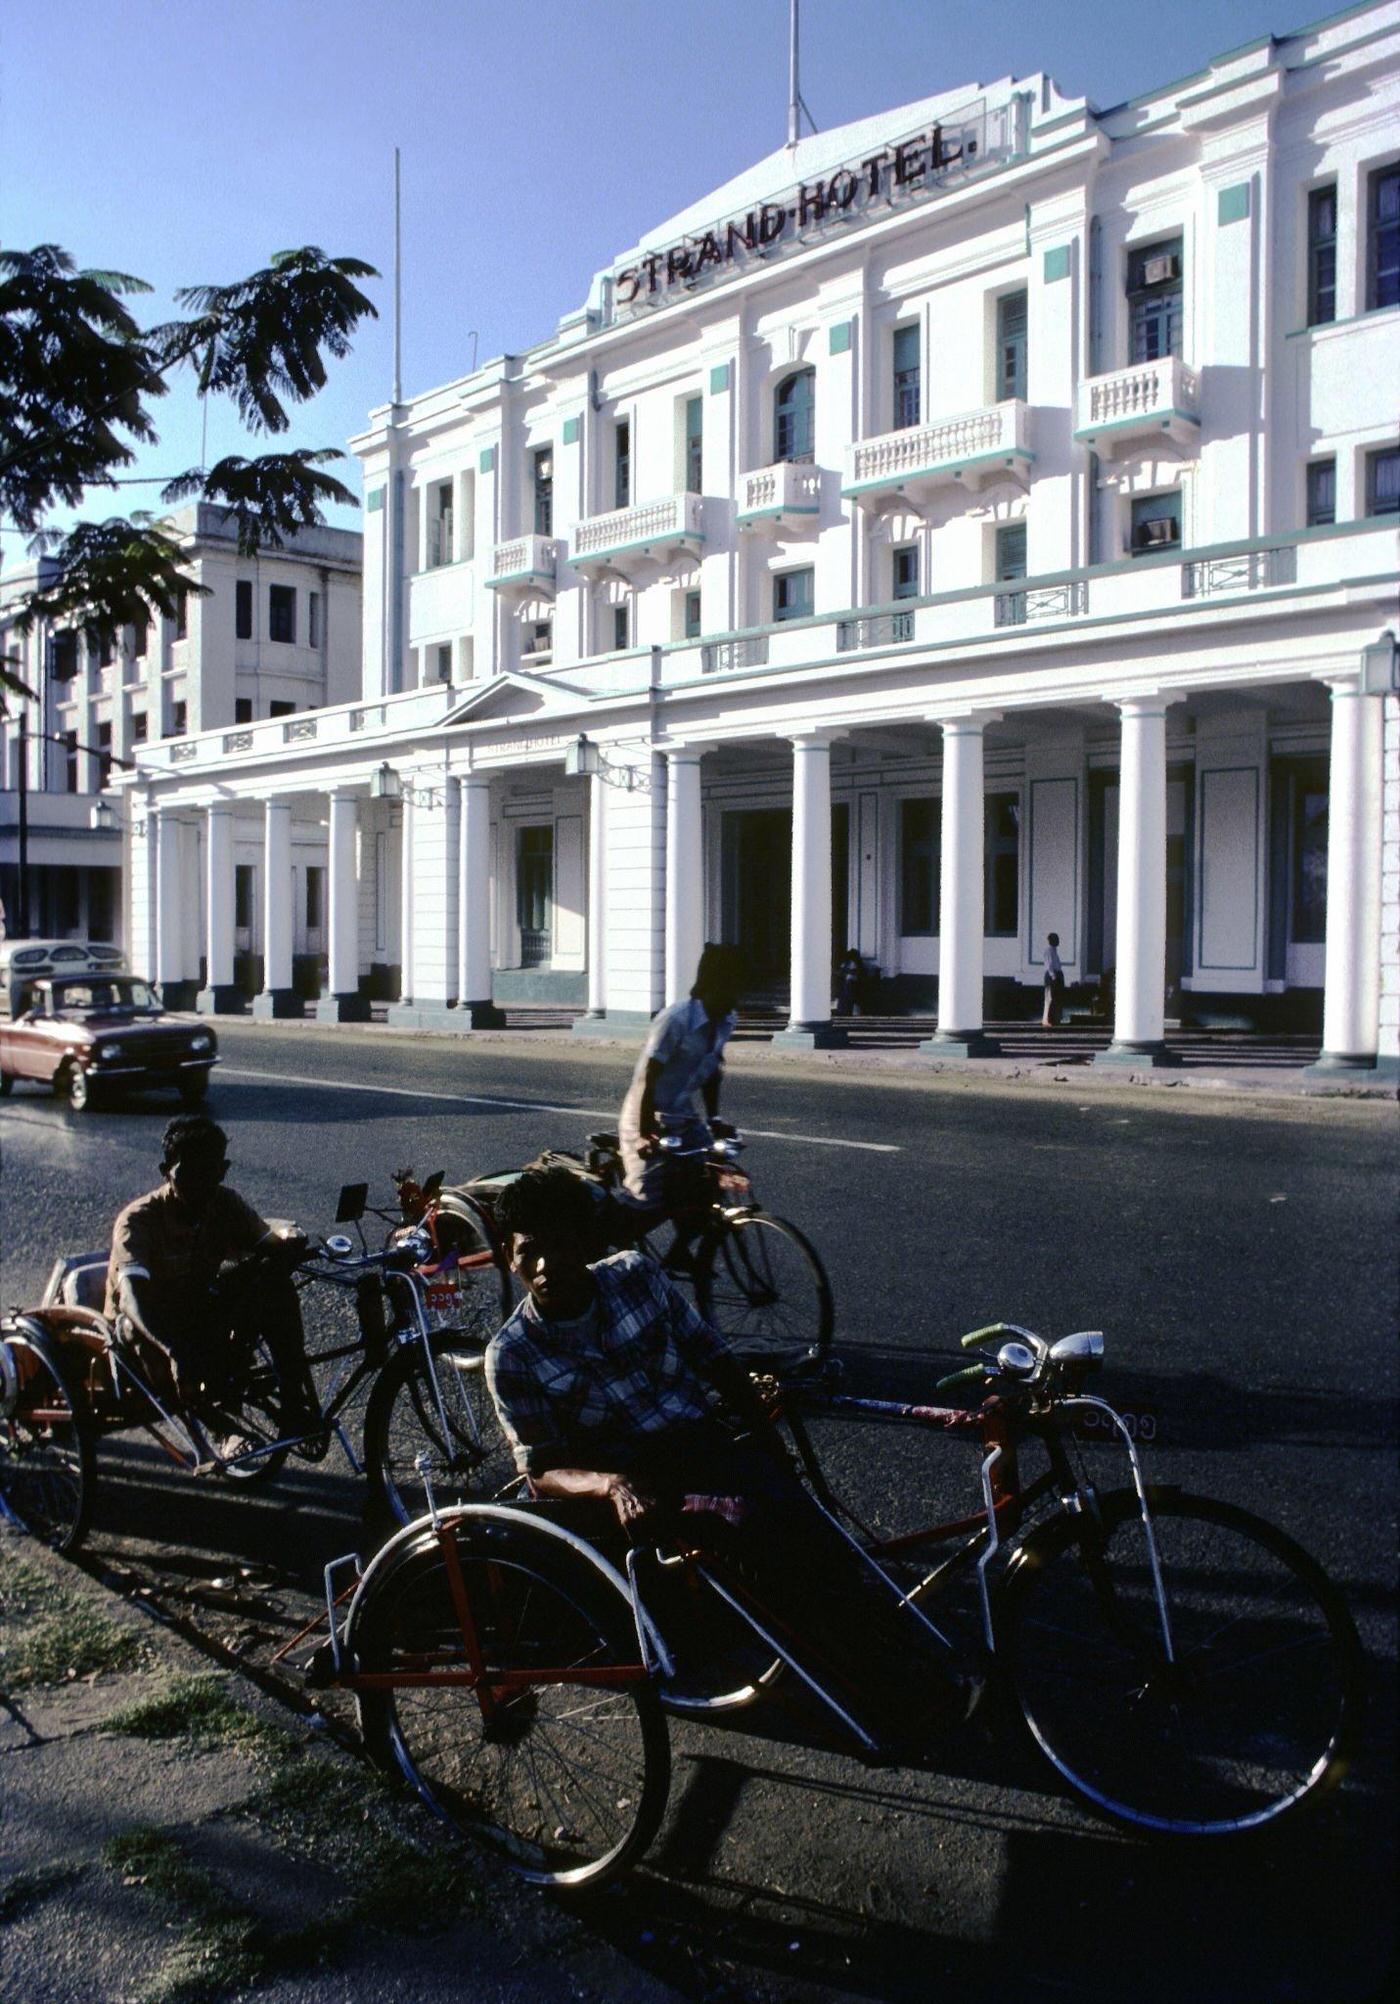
<box><xmin>1041</xmin><ymin>932</ymin><xmax>1066</xmax><ymax>1027</ymax></box>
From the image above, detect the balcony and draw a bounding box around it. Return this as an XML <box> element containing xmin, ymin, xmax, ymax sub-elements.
<box><xmin>486</xmin><ymin>535</ymin><xmax>558</xmax><ymax>600</ymax></box>
<box><xmin>737</xmin><ymin>461</ymin><xmax>822</xmax><ymax>536</ymax></box>
<box><xmin>993</xmin><ymin>580</ymin><xmax>1089</xmax><ymax>628</ymax></box>
<box><xmin>844</xmin><ymin>401</ymin><xmax>1033</xmax><ymax>512</ymax></box>
<box><xmin>569</xmin><ymin>492</ymin><xmax>704</xmax><ymax>580</ymax></box>
<box><xmin>1075</xmin><ymin>358</ymin><xmax>1200</xmax><ymax>457</ymax></box>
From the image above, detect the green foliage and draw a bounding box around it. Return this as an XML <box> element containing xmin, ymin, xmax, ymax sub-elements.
<box><xmin>0</xmin><ymin>1553</ymin><xmax>144</xmax><ymax>1690</ymax></box>
<box><xmin>0</xmin><ymin>245</ymin><xmax>164</xmax><ymax>535</ymax></box>
<box><xmin>18</xmin><ymin>515</ymin><xmax>205</xmax><ymax>636</ymax></box>
<box><xmin>0</xmin><ymin>1861</ymin><xmax>79</xmax><ymax>1923</ymax></box>
<box><xmin>106</xmin><ymin>1672</ymin><xmax>289</xmax><ymax>1758</ymax></box>
<box><xmin>162</xmin><ymin>450</ymin><xmax>356</xmax><ymax>557</ymax></box>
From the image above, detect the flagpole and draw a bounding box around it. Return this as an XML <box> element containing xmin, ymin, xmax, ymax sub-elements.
<box><xmin>393</xmin><ymin>146</ymin><xmax>403</xmax><ymax>406</ymax></box>
<box><xmin>788</xmin><ymin>0</ymin><xmax>800</xmax><ymax>150</ymax></box>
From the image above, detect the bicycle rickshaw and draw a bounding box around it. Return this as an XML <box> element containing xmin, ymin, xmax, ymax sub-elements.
<box><xmin>0</xmin><ymin>1177</ymin><xmax>513</xmax><ymax>1553</ymax></box>
<box><xmin>303</xmin><ymin>1318</ymin><xmax>1362</xmax><ymax>1887</ymax></box>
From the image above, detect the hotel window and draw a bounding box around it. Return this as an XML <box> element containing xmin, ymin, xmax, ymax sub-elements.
<box><xmin>97</xmin><ymin>721</ymin><xmax>113</xmax><ymax>787</ymax></box>
<box><xmin>532</xmin><ymin>449</ymin><xmax>554</xmax><ymax>537</ymax></box>
<box><xmin>524</xmin><ymin>617</ymin><xmax>552</xmax><ymax>659</ymax></box>
<box><xmin>774</xmin><ymin>369</ymin><xmax>815</xmax><ymax>462</ymax></box>
<box><xmin>308</xmin><ymin>591</ymin><xmax>321</xmax><ymax>648</ymax></box>
<box><xmin>98</xmin><ymin>630</ymin><xmax>115</xmax><ymax>668</ymax></box>
<box><xmin>435</xmin><ymin>643</ymin><xmax>452</xmax><ymax>682</ymax></box>
<box><xmin>1127</xmin><ymin>237</ymin><xmax>1184</xmax><ymax>362</ymax></box>
<box><xmin>613</xmin><ymin>421</ymin><xmax>631</xmax><ymax>509</ymax></box>
<box><xmin>997</xmin><ymin>291</ymin><xmax>1028</xmax><ymax>402</ymax></box>
<box><xmin>892</xmin><ymin>545</ymin><xmax>919</xmax><ymax>600</ymax></box>
<box><xmin>1130</xmin><ymin>490</ymin><xmax>1181</xmax><ymax>553</ymax></box>
<box><xmin>268</xmin><ymin>584</ymin><xmax>296</xmax><ymax>643</ymax></box>
<box><xmin>63</xmin><ymin>730</ymin><xmax>78</xmax><ymax>793</ymax></box>
<box><xmin>517</xmin><ymin>826</ymin><xmax>553</xmax><ymax>966</ymax></box>
<box><xmin>306</xmin><ymin>867</ymin><xmax>323</xmax><ymax>932</ymax></box>
<box><xmin>235</xmin><ymin>579</ymin><xmax>253</xmax><ymax>640</ymax></box>
<box><xmin>133</xmin><ymin>614</ymin><xmax>148</xmax><ymax>659</ymax></box>
<box><xmin>234</xmin><ymin>698</ymin><xmax>254</xmax><ymax>724</ymax></box>
<box><xmin>683</xmin><ymin>589</ymin><xmax>702</xmax><ymax>639</ymax></box>
<box><xmin>175</xmin><ymin>588</ymin><xmax>188</xmax><ymax>640</ymax></box>
<box><xmin>131</xmin><ymin>712</ymin><xmax>148</xmax><ymax>744</ymax></box>
<box><xmin>51</xmin><ymin>632</ymin><xmax>78</xmax><ymax>682</ymax></box>
<box><xmin>234</xmin><ymin>864</ymin><xmax>254</xmax><ymax>932</ymax></box>
<box><xmin>1366</xmin><ymin>164</ymin><xmax>1400</xmax><ymax>310</ymax></box>
<box><xmin>270</xmin><ymin>699</ymin><xmax>294</xmax><ymax>718</ymax></box>
<box><xmin>984</xmin><ymin>793</ymin><xmax>1020</xmax><ymax>936</ymax></box>
<box><xmin>1289</xmin><ymin>766</ymin><xmax>1328</xmax><ymax>945</ymax></box>
<box><xmin>892</xmin><ymin>324</ymin><xmax>920</xmax><ymax>429</ymax></box>
<box><xmin>900</xmin><ymin>798</ymin><xmax>939</xmax><ymax>936</ymax></box>
<box><xmin>1307</xmin><ymin>186</ymin><xmax>1337</xmax><ymax>326</ymax></box>
<box><xmin>1306</xmin><ymin>458</ymin><xmax>1336</xmax><ymax>527</ymax></box>
<box><xmin>1365</xmin><ymin>445</ymin><xmax>1400</xmax><ymax>516</ymax></box>
<box><xmin>171</xmin><ymin>700</ymin><xmax>187</xmax><ymax>736</ymax></box>
<box><xmin>612</xmin><ymin>604</ymin><xmax>629</xmax><ymax>652</ymax></box>
<box><xmin>430</xmin><ymin>479</ymin><xmax>455</xmax><ymax>566</ymax></box>
<box><xmin>773</xmin><ymin>567</ymin><xmax>814</xmax><ymax>622</ymax></box>
<box><xmin>995</xmin><ymin>522</ymin><xmax>1027</xmax><ymax>582</ymax></box>
<box><xmin>682</xmin><ymin>396</ymin><xmax>703</xmax><ymax>491</ymax></box>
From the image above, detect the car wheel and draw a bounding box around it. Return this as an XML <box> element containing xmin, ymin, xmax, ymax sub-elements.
<box><xmin>64</xmin><ymin>1064</ymin><xmax>93</xmax><ymax>1113</ymax></box>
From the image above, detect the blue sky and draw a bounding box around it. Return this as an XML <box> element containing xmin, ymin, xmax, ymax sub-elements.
<box><xmin>2</xmin><ymin>0</ymin><xmax>1321</xmax><ymax>554</ymax></box>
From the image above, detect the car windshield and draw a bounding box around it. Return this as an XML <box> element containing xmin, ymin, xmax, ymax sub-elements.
<box><xmin>48</xmin><ymin>978</ymin><xmax>162</xmax><ymax>1017</ymax></box>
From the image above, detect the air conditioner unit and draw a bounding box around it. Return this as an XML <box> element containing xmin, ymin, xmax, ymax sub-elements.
<box><xmin>1142</xmin><ymin>254</ymin><xmax>1181</xmax><ymax>287</ymax></box>
<box><xmin>1134</xmin><ymin>516</ymin><xmax>1179</xmax><ymax>549</ymax></box>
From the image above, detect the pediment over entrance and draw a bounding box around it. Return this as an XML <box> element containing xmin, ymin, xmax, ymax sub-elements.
<box><xmin>442</xmin><ymin>671</ymin><xmax>581</xmax><ymax>730</ymax></box>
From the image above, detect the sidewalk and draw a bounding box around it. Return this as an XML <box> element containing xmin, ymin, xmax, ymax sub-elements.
<box><xmin>0</xmin><ymin>1523</ymin><xmax>682</xmax><ymax>2004</ymax></box>
<box><xmin>218</xmin><ymin>1004</ymin><xmax>1397</xmax><ymax>1102</ymax></box>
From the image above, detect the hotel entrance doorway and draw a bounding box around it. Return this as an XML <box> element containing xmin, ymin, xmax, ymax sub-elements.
<box><xmin>719</xmin><ymin>805</ymin><xmax>850</xmax><ymax>1009</ymax></box>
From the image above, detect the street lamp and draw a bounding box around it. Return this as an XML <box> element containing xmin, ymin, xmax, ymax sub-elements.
<box><xmin>90</xmin><ymin>798</ymin><xmax>119</xmax><ymax>833</ymax></box>
<box><xmin>370</xmin><ymin>762</ymin><xmax>403</xmax><ymax>801</ymax></box>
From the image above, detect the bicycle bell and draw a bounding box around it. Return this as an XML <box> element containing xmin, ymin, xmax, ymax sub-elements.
<box><xmin>324</xmin><ymin>1235</ymin><xmax>355</xmax><ymax>1261</ymax></box>
<box><xmin>995</xmin><ymin>1340</ymin><xmax>1039</xmax><ymax>1382</ymax></box>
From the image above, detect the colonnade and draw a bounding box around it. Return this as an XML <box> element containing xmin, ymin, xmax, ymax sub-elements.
<box><xmin>145</xmin><ymin>670</ymin><xmax>1390</xmax><ymax>1072</ymax></box>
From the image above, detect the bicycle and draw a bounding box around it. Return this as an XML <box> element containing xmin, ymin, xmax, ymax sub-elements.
<box><xmin>0</xmin><ymin>1182</ymin><xmax>512</xmax><ymax>1552</ymax></box>
<box><xmin>306</xmin><ymin>1319</ymin><xmax>1361</xmax><ymax>1887</ymax></box>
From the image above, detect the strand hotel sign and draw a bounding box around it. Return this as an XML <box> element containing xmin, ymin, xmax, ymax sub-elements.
<box><xmin>609</xmin><ymin>92</ymin><xmax>1028</xmax><ymax>321</ymax></box>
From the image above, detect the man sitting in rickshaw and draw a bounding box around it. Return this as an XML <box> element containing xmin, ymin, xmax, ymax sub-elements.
<box><xmin>484</xmin><ymin>1166</ymin><xmax>972</xmax><ymax>1755</ymax></box>
<box><xmin>105</xmin><ymin>1115</ymin><xmax>316</xmax><ymax>1460</ymax></box>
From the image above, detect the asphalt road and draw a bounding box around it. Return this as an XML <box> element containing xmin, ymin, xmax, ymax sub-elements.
<box><xmin>1</xmin><ymin>1024</ymin><xmax>1395</xmax><ymax>2004</ymax></box>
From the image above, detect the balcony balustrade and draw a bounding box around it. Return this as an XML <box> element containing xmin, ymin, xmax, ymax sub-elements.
<box><xmin>1075</xmin><ymin>357</ymin><xmax>1200</xmax><ymax>457</ymax></box>
<box><xmin>844</xmin><ymin>400</ymin><xmax>1032</xmax><ymax>511</ymax></box>
<box><xmin>993</xmin><ymin>580</ymin><xmax>1089</xmax><ymax>628</ymax></box>
<box><xmin>737</xmin><ymin>461</ymin><xmax>823</xmax><ymax>536</ymax></box>
<box><xmin>1181</xmin><ymin>547</ymin><xmax>1296</xmax><ymax>598</ymax></box>
<box><xmin>835</xmin><ymin>610</ymin><xmax>915</xmax><ymax>651</ymax></box>
<box><xmin>569</xmin><ymin>492</ymin><xmax>704</xmax><ymax>579</ymax></box>
<box><xmin>702</xmin><ymin>635</ymin><xmax>770</xmax><ymax>673</ymax></box>
<box><xmin>487</xmin><ymin>534</ymin><xmax>558</xmax><ymax>598</ymax></box>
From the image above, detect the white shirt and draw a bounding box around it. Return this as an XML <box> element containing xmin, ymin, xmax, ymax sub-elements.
<box><xmin>1043</xmin><ymin>942</ymin><xmax>1063</xmax><ymax>979</ymax></box>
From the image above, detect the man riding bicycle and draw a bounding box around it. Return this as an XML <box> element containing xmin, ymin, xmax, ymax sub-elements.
<box><xmin>484</xmin><ymin>1166</ymin><xmax>972</xmax><ymax>1755</ymax></box>
<box><xmin>617</xmin><ymin>943</ymin><xmax>745</xmax><ymax>1208</ymax></box>
<box><xmin>104</xmin><ymin>1115</ymin><xmax>316</xmax><ymax>1460</ymax></box>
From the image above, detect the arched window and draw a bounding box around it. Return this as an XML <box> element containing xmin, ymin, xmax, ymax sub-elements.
<box><xmin>774</xmin><ymin>369</ymin><xmax>815</xmax><ymax>463</ymax></box>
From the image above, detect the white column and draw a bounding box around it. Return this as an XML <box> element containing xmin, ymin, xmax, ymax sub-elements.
<box><xmin>1102</xmin><ymin>696</ymin><xmax>1171</xmax><ymax>1061</ymax></box>
<box><xmin>1316</xmin><ymin>679</ymin><xmax>1384</xmax><ymax>1067</ymax></box>
<box><xmin>584</xmin><ymin>769</ymin><xmax>607</xmax><ymax>1018</ymax></box>
<box><xmin>201</xmin><ymin>803</ymin><xmax>235</xmax><ymax>1003</ymax></box>
<box><xmin>397</xmin><ymin>791</ymin><xmax>415</xmax><ymax>1004</ymax></box>
<box><xmin>154</xmin><ymin>808</ymin><xmax>185</xmax><ymax>994</ymax></box>
<box><xmin>261</xmin><ymin>798</ymin><xmax>293</xmax><ymax>997</ymax></box>
<box><xmin>456</xmin><ymin>775</ymin><xmax>501</xmax><ymax>1024</ymax></box>
<box><xmin>664</xmin><ymin>748</ymin><xmax>706</xmax><ymax>1005</ymax></box>
<box><xmin>778</xmin><ymin>734</ymin><xmax>843</xmax><ymax>1045</ymax></box>
<box><xmin>922</xmin><ymin>715</ymin><xmax>998</xmax><ymax>1056</ymax></box>
<box><xmin>327</xmin><ymin>789</ymin><xmax>360</xmax><ymax>997</ymax></box>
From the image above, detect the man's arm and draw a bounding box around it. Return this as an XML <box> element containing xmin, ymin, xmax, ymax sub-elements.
<box><xmin>700</xmin><ymin>1068</ymin><xmax>722</xmax><ymax>1122</ymax></box>
<box><xmin>529</xmin><ymin>1464</ymin><xmax>659</xmax><ymax>1530</ymax></box>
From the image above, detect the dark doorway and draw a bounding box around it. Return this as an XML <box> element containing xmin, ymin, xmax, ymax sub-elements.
<box><xmin>831</xmin><ymin>800</ymin><xmax>850</xmax><ymax>962</ymax></box>
<box><xmin>722</xmin><ymin>810</ymin><xmax>790</xmax><ymax>990</ymax></box>
<box><xmin>1087</xmin><ymin>768</ymin><xmax>1194</xmax><ymax>1003</ymax></box>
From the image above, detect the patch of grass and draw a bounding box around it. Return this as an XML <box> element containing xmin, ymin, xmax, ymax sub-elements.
<box><xmin>0</xmin><ymin>1861</ymin><xmax>79</xmax><ymax>1924</ymax></box>
<box><xmin>0</xmin><ymin>1556</ymin><xmax>143</xmax><ymax>1691</ymax></box>
<box><xmin>101</xmin><ymin>1831</ymin><xmax>270</xmax><ymax>2004</ymax></box>
<box><xmin>107</xmin><ymin>1675</ymin><xmax>289</xmax><ymax>1760</ymax></box>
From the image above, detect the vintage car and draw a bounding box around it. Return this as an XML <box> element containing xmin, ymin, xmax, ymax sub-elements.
<box><xmin>0</xmin><ymin>975</ymin><xmax>218</xmax><ymax>1111</ymax></box>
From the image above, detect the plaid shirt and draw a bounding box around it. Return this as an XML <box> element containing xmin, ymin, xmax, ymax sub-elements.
<box><xmin>485</xmin><ymin>1251</ymin><xmax>729</xmax><ymax>1479</ymax></box>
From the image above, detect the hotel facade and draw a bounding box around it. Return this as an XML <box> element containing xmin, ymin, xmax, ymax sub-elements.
<box><xmin>116</xmin><ymin>3</ymin><xmax>1399</xmax><ymax>1072</ymax></box>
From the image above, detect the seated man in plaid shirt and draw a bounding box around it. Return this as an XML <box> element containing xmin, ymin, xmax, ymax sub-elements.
<box><xmin>484</xmin><ymin>1166</ymin><xmax>971</xmax><ymax>1753</ymax></box>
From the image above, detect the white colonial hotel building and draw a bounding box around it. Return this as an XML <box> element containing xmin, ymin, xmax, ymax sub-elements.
<box><xmin>117</xmin><ymin>3</ymin><xmax>1399</xmax><ymax>1075</ymax></box>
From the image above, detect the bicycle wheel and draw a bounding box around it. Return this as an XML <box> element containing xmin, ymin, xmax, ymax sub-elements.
<box><xmin>696</xmin><ymin>1213</ymin><xmax>833</xmax><ymax>1370</ymax></box>
<box><xmin>364</xmin><ymin>1332</ymin><xmax>518</xmax><ymax>1524</ymax></box>
<box><xmin>1001</xmin><ymin>1487</ymin><xmax>1362</xmax><ymax>1836</ymax></box>
<box><xmin>0</xmin><ymin>1330</ymin><xmax>93</xmax><ymax>1553</ymax></box>
<box><xmin>352</xmin><ymin>1516</ymin><xmax>670</xmax><ymax>1887</ymax></box>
